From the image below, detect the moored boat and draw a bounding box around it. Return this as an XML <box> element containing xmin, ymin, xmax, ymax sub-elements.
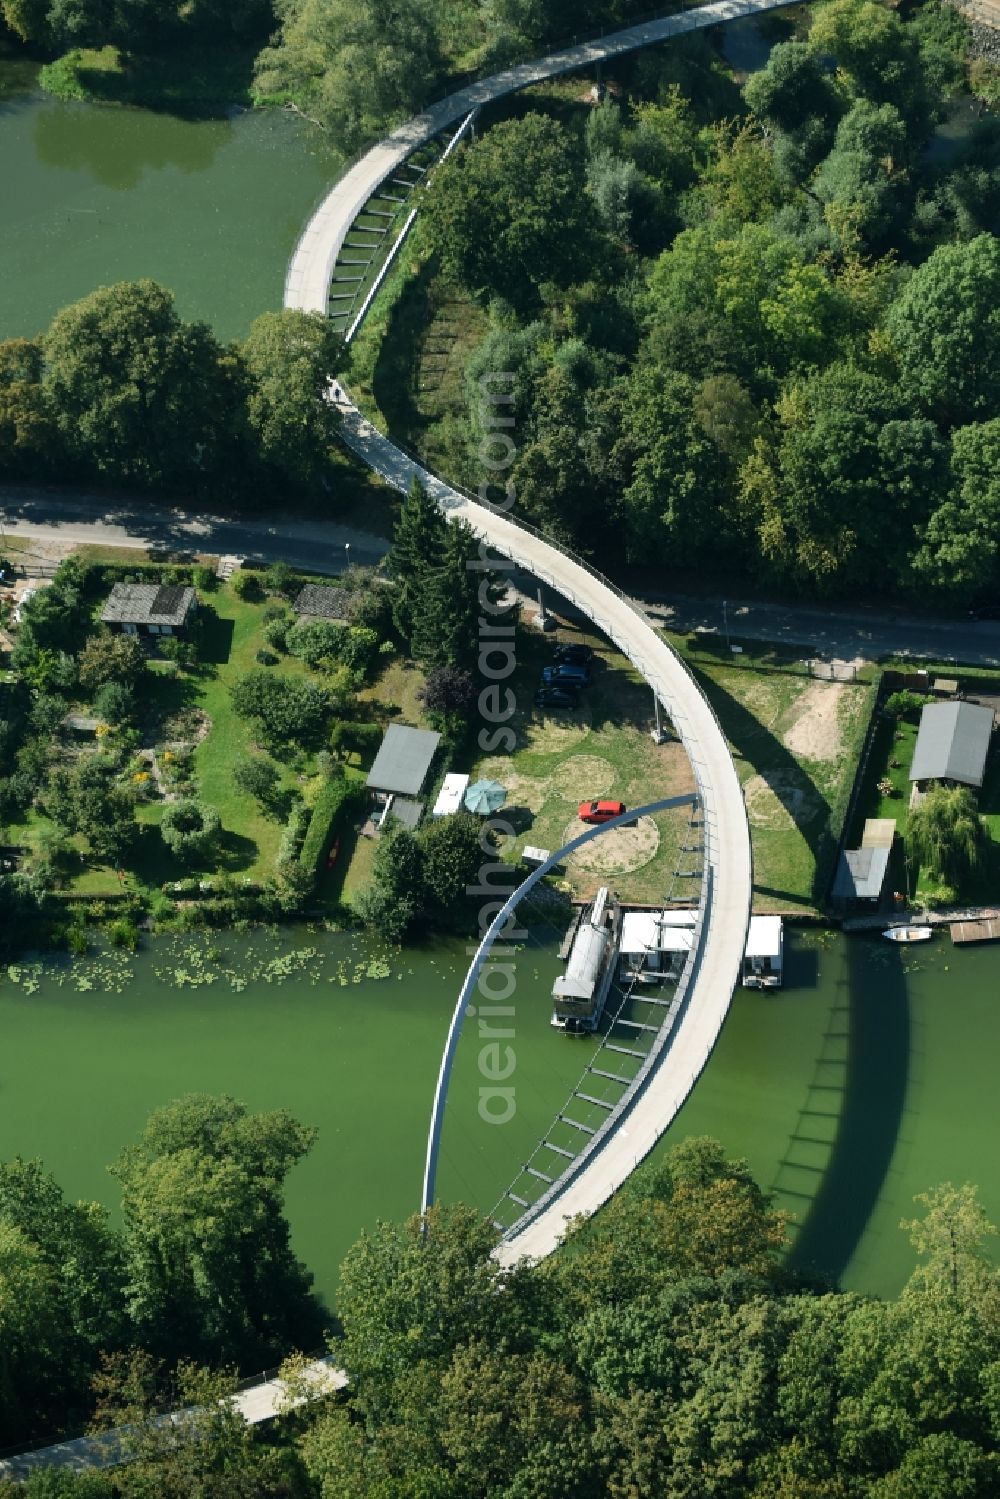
<box><xmin>883</xmin><ymin>925</ymin><xmax>933</xmax><ymax>943</ymax></box>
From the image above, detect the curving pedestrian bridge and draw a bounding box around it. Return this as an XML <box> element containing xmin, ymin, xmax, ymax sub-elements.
<box><xmin>0</xmin><ymin>1</ymin><xmax>773</xmax><ymax>1478</ymax></box>
<box><xmin>285</xmin><ymin>0</ymin><xmax>766</xmax><ymax>1265</ymax></box>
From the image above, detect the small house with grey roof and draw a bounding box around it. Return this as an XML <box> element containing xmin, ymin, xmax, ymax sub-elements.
<box><xmin>909</xmin><ymin>701</ymin><xmax>995</xmax><ymax>792</ymax></box>
<box><xmin>293</xmin><ymin>584</ymin><xmax>352</xmax><ymax>623</ymax></box>
<box><xmin>364</xmin><ymin>723</ymin><xmax>441</xmax><ymax>834</ymax></box>
<box><xmin>100</xmin><ymin>583</ymin><xmax>198</xmax><ymax>638</ymax></box>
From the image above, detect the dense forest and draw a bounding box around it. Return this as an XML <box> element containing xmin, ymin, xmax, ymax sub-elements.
<box><xmin>6</xmin><ymin>1130</ymin><xmax>1000</xmax><ymax>1496</ymax></box>
<box><xmin>376</xmin><ymin>0</ymin><xmax>1000</xmax><ymax>605</ymax></box>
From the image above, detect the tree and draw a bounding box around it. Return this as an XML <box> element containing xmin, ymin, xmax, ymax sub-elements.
<box><xmin>88</xmin><ymin>1351</ymin><xmax>296</xmax><ymax>1499</ymax></box>
<box><xmin>913</xmin><ymin>419</ymin><xmax>1000</xmax><ymax>600</ymax></box>
<box><xmin>334</xmin><ymin>1204</ymin><xmax>514</xmax><ymax>1423</ymax></box>
<box><xmin>286</xmin><ymin>617</ymin><xmax>347</xmax><ymax>670</ymax></box>
<box><xmin>814</xmin><ymin>100</ymin><xmax>909</xmax><ymax>247</ymax></box>
<box><xmin>159</xmin><ymin>799</ymin><xmax>221</xmax><ymax>865</ymax></box>
<box><xmin>109</xmin><ymin>1095</ymin><xmax>323</xmax><ymax>1367</ymax></box>
<box><xmin>92</xmin><ymin>681</ymin><xmax>135</xmax><ymax>726</ymax></box>
<box><xmin>907</xmin><ymin>785</ymin><xmax>989</xmax><ymax>890</ymax></box>
<box><xmin>230</xmin><ymin>668</ymin><xmax>334</xmax><ymax>749</ymax></box>
<box><xmin>419</xmin><ymin>666</ymin><xmax>475</xmax><ymax>716</ymax></box>
<box><xmin>808</xmin><ymin>0</ymin><xmax>927</xmax><ymax>121</ymax></box>
<box><xmin>232</xmin><ymin>754</ymin><xmax>281</xmax><ymax>814</ymax></box>
<box><xmin>389</xmin><ymin>477</ymin><xmax>448</xmax><ymax>645</ymax></box>
<box><xmin>419</xmin><ymin>812</ymin><xmax>490</xmax><ymax>922</ymax></box>
<box><xmin>410</xmin><ymin>519</ymin><xmax>499</xmax><ymax>673</ymax></box>
<box><xmin>744</xmin><ymin>39</ymin><xmax>842</xmax><ymax>136</ymax></box>
<box><xmin>0</xmin><ymin>1222</ymin><xmax>76</xmax><ymax>1446</ymax></box>
<box><xmin>41</xmin><ymin>281</ymin><xmax>244</xmax><ymax>492</ymax></box>
<box><xmin>45</xmin><ymin>758</ymin><xmax>138</xmax><ymax>868</ymax></box>
<box><xmin>886</xmin><ymin>235</ymin><xmax>1000</xmax><ymax>427</ymax></box>
<box><xmin>0</xmin><ymin>338</ymin><xmax>57</xmax><ymax>476</ymax></box>
<box><xmin>903</xmin><ymin>1184</ymin><xmax>998</xmax><ymax>1300</ymax></box>
<box><xmin>78</xmin><ymin>631</ymin><xmax>146</xmax><ymax>693</ymax></box>
<box><xmin>421</xmin><ymin>114</ymin><xmax>593</xmax><ymax>306</ymax></box>
<box><xmin>252</xmin><ymin>0</ymin><xmax>446</xmax><ymax>152</ymax></box>
<box><xmin>353</xmin><ymin>823</ymin><xmax>424</xmax><ymax>941</ymax></box>
<box><xmin>241</xmin><ymin>311</ymin><xmax>342</xmax><ymax>491</ymax></box>
<box><xmin>0</xmin><ymin>1158</ymin><xmax>126</xmax><ymax>1366</ymax></box>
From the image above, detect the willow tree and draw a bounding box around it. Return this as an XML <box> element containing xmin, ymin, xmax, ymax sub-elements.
<box><xmin>907</xmin><ymin>784</ymin><xmax>989</xmax><ymax>889</ymax></box>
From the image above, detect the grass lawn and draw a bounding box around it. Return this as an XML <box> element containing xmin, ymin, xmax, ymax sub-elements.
<box><xmin>467</xmin><ymin>616</ymin><xmax>696</xmax><ymax>905</ymax></box>
<box><xmin>672</xmin><ymin>634</ymin><xmax>878</xmax><ymax>913</ymax></box>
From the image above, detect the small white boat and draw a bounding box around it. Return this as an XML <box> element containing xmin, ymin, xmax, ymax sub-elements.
<box><xmin>883</xmin><ymin>925</ymin><xmax>933</xmax><ymax>943</ymax></box>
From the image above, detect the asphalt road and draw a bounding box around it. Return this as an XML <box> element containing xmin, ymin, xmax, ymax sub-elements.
<box><xmin>4</xmin><ymin>485</ymin><xmax>999</xmax><ymax>666</ymax></box>
<box><xmin>0</xmin><ymin>487</ymin><xmax>391</xmax><ymax>572</ymax></box>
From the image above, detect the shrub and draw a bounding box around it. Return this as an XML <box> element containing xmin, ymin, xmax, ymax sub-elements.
<box><xmin>330</xmin><ymin>720</ymin><xmax>384</xmax><ymax>760</ymax></box>
<box><xmin>277</xmin><ymin>802</ymin><xmax>312</xmax><ymax>869</ymax></box>
<box><xmin>108</xmin><ymin>917</ymin><xmax>140</xmax><ymax>950</ymax></box>
<box><xmin>286</xmin><ymin>617</ymin><xmax>345</xmax><ymax>670</ymax></box>
<box><xmin>885</xmin><ymin>688</ymin><xmax>931</xmax><ymax>720</ymax></box>
<box><xmin>193</xmin><ymin>565</ymin><xmax>216</xmax><ymax>590</ymax></box>
<box><xmin>263</xmin><ymin>618</ymin><xmax>290</xmax><ymax>652</ymax></box>
<box><xmin>93</xmin><ymin>681</ymin><xmax>135</xmax><ymax>725</ymax></box>
<box><xmin>160</xmin><ymin>799</ymin><xmax>222</xmax><ymax>865</ymax></box>
<box><xmin>265</xmin><ymin>561</ymin><xmax>299</xmax><ymax>597</ymax></box>
<box><xmin>256</xmin><ymin>649</ymin><xmax>279</xmax><ymax>666</ymax></box>
<box><xmin>299</xmin><ymin>773</ymin><xmax>364</xmax><ymax>882</ymax></box>
<box><xmin>231</xmin><ymin>571</ymin><xmax>262</xmax><ymax>601</ymax></box>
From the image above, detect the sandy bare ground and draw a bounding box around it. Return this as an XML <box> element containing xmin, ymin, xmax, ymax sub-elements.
<box><xmin>563</xmin><ymin>814</ymin><xmax>660</xmax><ymax>875</ymax></box>
<box><xmin>783</xmin><ymin>681</ymin><xmax>849</xmax><ymax>761</ymax></box>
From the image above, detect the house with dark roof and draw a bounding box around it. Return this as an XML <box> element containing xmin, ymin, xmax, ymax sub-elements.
<box><xmin>100</xmin><ymin>583</ymin><xmax>197</xmax><ymax>637</ymax></box>
<box><xmin>909</xmin><ymin>701</ymin><xmax>994</xmax><ymax>791</ymax></box>
<box><xmin>293</xmin><ymin>584</ymin><xmax>352</xmax><ymax>622</ymax></box>
<box><xmin>365</xmin><ymin>724</ymin><xmax>441</xmax><ymax>833</ymax></box>
<box><xmin>831</xmin><ymin>845</ymin><xmax>892</xmax><ymax>914</ymax></box>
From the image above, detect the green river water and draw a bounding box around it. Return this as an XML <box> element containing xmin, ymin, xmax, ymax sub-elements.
<box><xmin>2</xmin><ymin>925</ymin><xmax>999</xmax><ymax>1309</ymax></box>
<box><xmin>0</xmin><ymin>62</ymin><xmax>336</xmax><ymax>342</ymax></box>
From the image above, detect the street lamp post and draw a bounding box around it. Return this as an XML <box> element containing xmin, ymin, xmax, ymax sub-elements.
<box><xmin>722</xmin><ymin>598</ymin><xmax>730</xmax><ymax>652</ymax></box>
<box><xmin>344</xmin><ymin>541</ymin><xmax>351</xmax><ymax>574</ymax></box>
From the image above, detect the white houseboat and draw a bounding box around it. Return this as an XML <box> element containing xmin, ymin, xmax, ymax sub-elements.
<box><xmin>619</xmin><ymin>909</ymin><xmax>697</xmax><ymax>984</ymax></box>
<box><xmin>742</xmin><ymin>915</ymin><xmax>784</xmax><ymax>988</ymax></box>
<box><xmin>551</xmin><ymin>887</ymin><xmax>621</xmax><ymax>1032</ymax></box>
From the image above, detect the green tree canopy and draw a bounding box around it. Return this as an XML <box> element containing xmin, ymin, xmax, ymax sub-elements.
<box><xmin>109</xmin><ymin>1094</ymin><xmax>323</xmax><ymax>1367</ymax></box>
<box><xmin>886</xmin><ymin>235</ymin><xmax>1000</xmax><ymax>427</ymax></box>
<box><xmin>906</xmin><ymin>784</ymin><xmax>990</xmax><ymax>890</ymax></box>
<box><xmin>421</xmin><ymin>114</ymin><xmax>593</xmax><ymax>307</ymax></box>
<box><xmin>240</xmin><ymin>309</ymin><xmax>342</xmax><ymax>492</ymax></box>
<box><xmin>41</xmin><ymin>280</ymin><xmax>244</xmax><ymax>492</ymax></box>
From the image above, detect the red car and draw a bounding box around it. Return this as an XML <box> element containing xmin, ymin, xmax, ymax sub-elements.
<box><xmin>578</xmin><ymin>799</ymin><xmax>626</xmax><ymax>825</ymax></box>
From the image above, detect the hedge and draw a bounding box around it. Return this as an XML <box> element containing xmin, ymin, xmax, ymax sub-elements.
<box><xmin>299</xmin><ymin>776</ymin><xmax>365</xmax><ymax>881</ymax></box>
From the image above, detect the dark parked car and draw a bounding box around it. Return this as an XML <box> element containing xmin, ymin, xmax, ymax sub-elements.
<box><xmin>554</xmin><ymin>643</ymin><xmax>593</xmax><ymax>665</ymax></box>
<box><xmin>534</xmin><ymin>686</ymin><xmax>579</xmax><ymax>709</ymax></box>
<box><xmin>968</xmin><ymin>603</ymin><xmax>1000</xmax><ymax>621</ymax></box>
<box><xmin>542</xmin><ymin>662</ymin><xmax>590</xmax><ymax>687</ymax></box>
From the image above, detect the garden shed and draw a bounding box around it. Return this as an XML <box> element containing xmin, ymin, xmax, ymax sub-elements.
<box><xmin>831</xmin><ymin>846</ymin><xmax>892</xmax><ymax>913</ymax></box>
<box><xmin>366</xmin><ymin>725</ymin><xmax>441</xmax><ymax>799</ymax></box>
<box><xmin>909</xmin><ymin>701</ymin><xmax>994</xmax><ymax>791</ymax></box>
<box><xmin>100</xmin><ymin>583</ymin><xmax>197</xmax><ymax>637</ymax></box>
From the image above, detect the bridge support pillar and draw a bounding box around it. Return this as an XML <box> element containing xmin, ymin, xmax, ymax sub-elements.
<box><xmin>532</xmin><ymin>585</ymin><xmax>557</xmax><ymax>632</ymax></box>
<box><xmin>651</xmin><ymin>693</ymin><xmax>670</xmax><ymax>744</ymax></box>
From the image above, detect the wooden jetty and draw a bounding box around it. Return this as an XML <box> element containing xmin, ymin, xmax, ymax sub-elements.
<box><xmin>950</xmin><ymin>917</ymin><xmax>1000</xmax><ymax>945</ymax></box>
